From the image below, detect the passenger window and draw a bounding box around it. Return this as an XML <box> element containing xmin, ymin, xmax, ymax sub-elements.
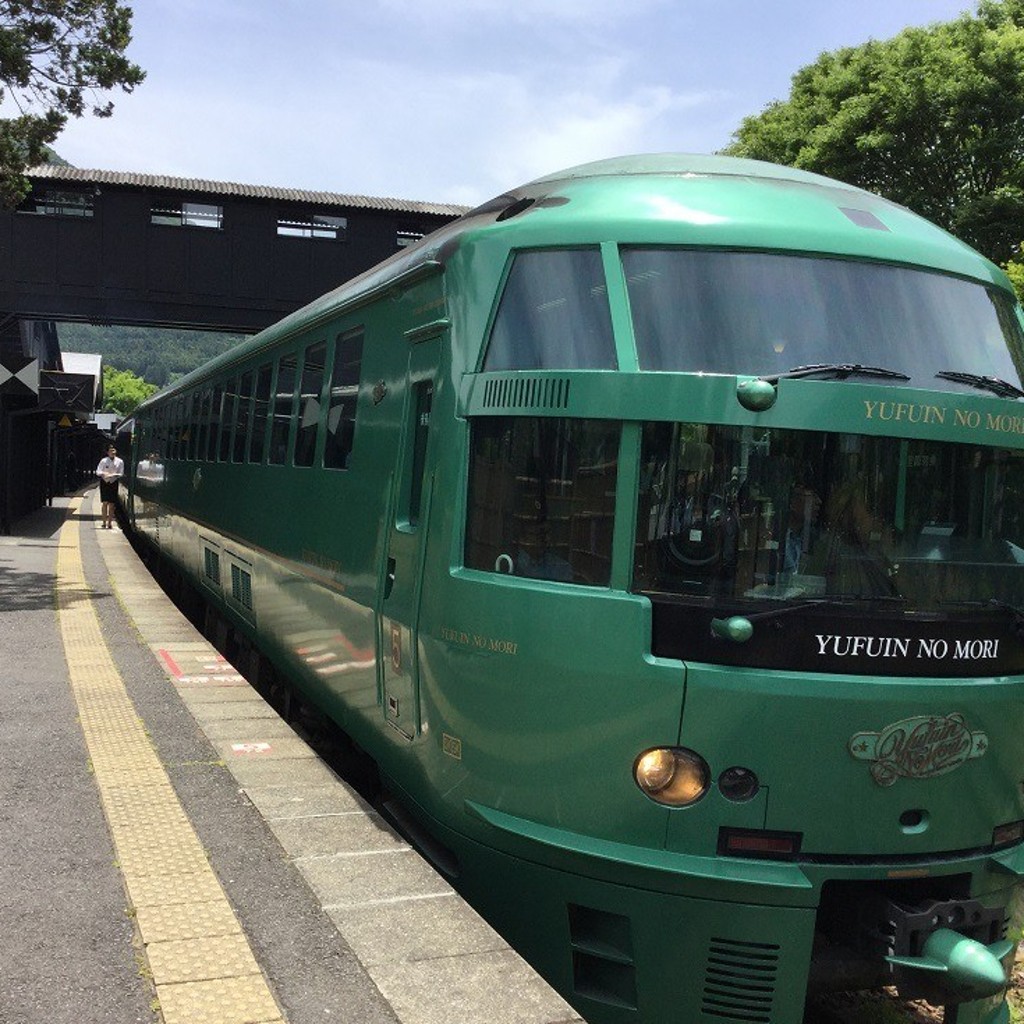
<box><xmin>249</xmin><ymin>363</ymin><xmax>272</xmax><ymax>463</ymax></box>
<box><xmin>465</xmin><ymin>417</ymin><xmax>619</xmax><ymax>585</ymax></box>
<box><xmin>219</xmin><ymin>378</ymin><xmax>237</xmax><ymax>462</ymax></box>
<box><xmin>207</xmin><ymin>385</ymin><xmax>223</xmax><ymax>461</ymax></box>
<box><xmin>197</xmin><ymin>389</ymin><xmax>211</xmax><ymax>461</ymax></box>
<box><xmin>168</xmin><ymin>400</ymin><xmax>179</xmax><ymax>460</ymax></box>
<box><xmin>269</xmin><ymin>354</ymin><xmax>298</xmax><ymax>465</ymax></box>
<box><xmin>181</xmin><ymin>395</ymin><xmax>193</xmax><ymax>459</ymax></box>
<box><xmin>295</xmin><ymin>341</ymin><xmax>326</xmax><ymax>467</ymax></box>
<box><xmin>233</xmin><ymin>371</ymin><xmax>253</xmax><ymax>463</ymax></box>
<box><xmin>483</xmin><ymin>249</ymin><xmax>617</xmax><ymax>371</ymax></box>
<box><xmin>156</xmin><ymin>405</ymin><xmax>168</xmax><ymax>457</ymax></box>
<box><xmin>324</xmin><ymin>329</ymin><xmax>363</xmax><ymax>470</ymax></box>
<box><xmin>408</xmin><ymin>380</ymin><xmax>432</xmax><ymax>527</ymax></box>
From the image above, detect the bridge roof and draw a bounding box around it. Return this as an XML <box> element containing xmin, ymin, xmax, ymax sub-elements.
<box><xmin>27</xmin><ymin>164</ymin><xmax>468</xmax><ymax>218</ymax></box>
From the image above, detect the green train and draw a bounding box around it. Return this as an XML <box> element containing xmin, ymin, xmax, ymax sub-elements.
<box><xmin>122</xmin><ymin>155</ymin><xmax>1024</xmax><ymax>1024</ymax></box>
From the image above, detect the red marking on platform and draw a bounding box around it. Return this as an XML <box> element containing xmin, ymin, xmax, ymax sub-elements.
<box><xmin>158</xmin><ymin>649</ymin><xmax>183</xmax><ymax>678</ymax></box>
<box><xmin>335</xmin><ymin>633</ymin><xmax>375</xmax><ymax>661</ymax></box>
<box><xmin>231</xmin><ymin>742</ymin><xmax>272</xmax><ymax>755</ymax></box>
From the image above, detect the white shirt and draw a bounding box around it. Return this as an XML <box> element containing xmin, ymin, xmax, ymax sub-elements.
<box><xmin>96</xmin><ymin>455</ymin><xmax>124</xmax><ymax>482</ymax></box>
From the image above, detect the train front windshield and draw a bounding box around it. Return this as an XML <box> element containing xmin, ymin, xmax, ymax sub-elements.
<box><xmin>622</xmin><ymin>248</ymin><xmax>1024</xmax><ymax>388</ymax></box>
<box><xmin>633</xmin><ymin>423</ymin><xmax>1024</xmax><ymax>616</ymax></box>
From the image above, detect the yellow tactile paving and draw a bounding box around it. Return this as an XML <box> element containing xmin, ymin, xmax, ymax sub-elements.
<box><xmin>55</xmin><ymin>497</ymin><xmax>286</xmax><ymax>1024</ymax></box>
<box><xmin>147</xmin><ymin>934</ymin><xmax>264</xmax><ymax>984</ymax></box>
<box><xmin>155</xmin><ymin>977</ymin><xmax>283</xmax><ymax>1024</ymax></box>
<box><xmin>125</xmin><ymin>869</ymin><xmax>232</xmax><ymax>910</ymax></box>
<box><xmin>136</xmin><ymin>900</ymin><xmax>244</xmax><ymax>944</ymax></box>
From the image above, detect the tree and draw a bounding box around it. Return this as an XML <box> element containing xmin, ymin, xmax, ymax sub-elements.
<box><xmin>102</xmin><ymin>364</ymin><xmax>155</xmax><ymax>417</ymax></box>
<box><xmin>724</xmin><ymin>0</ymin><xmax>1024</xmax><ymax>265</ymax></box>
<box><xmin>0</xmin><ymin>1</ymin><xmax>144</xmax><ymax>206</ymax></box>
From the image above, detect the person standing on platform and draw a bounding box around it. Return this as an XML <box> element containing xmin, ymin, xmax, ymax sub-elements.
<box><xmin>95</xmin><ymin>445</ymin><xmax>124</xmax><ymax>529</ymax></box>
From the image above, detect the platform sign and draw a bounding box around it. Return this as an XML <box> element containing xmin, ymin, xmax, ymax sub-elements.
<box><xmin>0</xmin><ymin>357</ymin><xmax>39</xmax><ymax>396</ymax></box>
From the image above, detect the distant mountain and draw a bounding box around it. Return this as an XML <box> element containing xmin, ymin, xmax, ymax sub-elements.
<box><xmin>43</xmin><ymin>146</ymin><xmax>72</xmax><ymax>167</ymax></box>
<box><xmin>58</xmin><ymin>323</ymin><xmax>247</xmax><ymax>388</ymax></box>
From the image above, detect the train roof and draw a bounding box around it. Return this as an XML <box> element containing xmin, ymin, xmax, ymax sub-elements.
<box><xmin>144</xmin><ymin>154</ymin><xmax>1012</xmax><ymax>407</ymax></box>
<box><xmin>524</xmin><ymin>153</ymin><xmax>863</xmax><ymax>190</ymax></box>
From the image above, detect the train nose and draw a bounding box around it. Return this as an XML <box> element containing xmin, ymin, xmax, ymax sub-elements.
<box><xmin>887</xmin><ymin>928</ymin><xmax>1014</xmax><ymax>1001</ymax></box>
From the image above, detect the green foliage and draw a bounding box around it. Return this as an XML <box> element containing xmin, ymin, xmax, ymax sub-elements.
<box><xmin>724</xmin><ymin>0</ymin><xmax>1024</xmax><ymax>264</ymax></box>
<box><xmin>102</xmin><ymin>364</ymin><xmax>155</xmax><ymax>416</ymax></box>
<box><xmin>0</xmin><ymin>1</ymin><xmax>144</xmax><ymax>207</ymax></box>
<box><xmin>60</xmin><ymin>323</ymin><xmax>247</xmax><ymax>387</ymax></box>
<box><xmin>1005</xmin><ymin>252</ymin><xmax>1024</xmax><ymax>300</ymax></box>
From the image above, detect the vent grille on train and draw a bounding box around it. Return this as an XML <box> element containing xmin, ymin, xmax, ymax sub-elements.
<box><xmin>567</xmin><ymin>904</ymin><xmax>636</xmax><ymax>1010</ymax></box>
<box><xmin>700</xmin><ymin>938</ymin><xmax>779</xmax><ymax>1022</ymax></box>
<box><xmin>482</xmin><ymin>376</ymin><xmax>571</xmax><ymax>410</ymax></box>
<box><xmin>203</xmin><ymin>548</ymin><xmax>220</xmax><ymax>585</ymax></box>
<box><xmin>230</xmin><ymin>564</ymin><xmax>253</xmax><ymax>610</ymax></box>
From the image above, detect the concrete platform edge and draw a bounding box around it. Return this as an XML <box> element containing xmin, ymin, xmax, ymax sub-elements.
<box><xmin>92</xmin><ymin>490</ymin><xmax>583</xmax><ymax>1024</ymax></box>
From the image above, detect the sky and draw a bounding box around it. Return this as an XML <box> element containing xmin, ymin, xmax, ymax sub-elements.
<box><xmin>50</xmin><ymin>0</ymin><xmax>978</xmax><ymax>208</ymax></box>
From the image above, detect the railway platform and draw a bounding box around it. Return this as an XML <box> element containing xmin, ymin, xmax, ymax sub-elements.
<box><xmin>0</xmin><ymin>486</ymin><xmax>581</xmax><ymax>1024</ymax></box>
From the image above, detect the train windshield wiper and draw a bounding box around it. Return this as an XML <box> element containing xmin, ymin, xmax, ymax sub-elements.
<box><xmin>749</xmin><ymin>593</ymin><xmax>904</xmax><ymax>619</ymax></box>
<box><xmin>711</xmin><ymin>595</ymin><xmax>905</xmax><ymax>639</ymax></box>
<box><xmin>762</xmin><ymin>363</ymin><xmax>911</xmax><ymax>384</ymax></box>
<box><xmin>935</xmin><ymin>370</ymin><xmax>1024</xmax><ymax>399</ymax></box>
<box><xmin>938</xmin><ymin>598</ymin><xmax>1024</xmax><ymax>626</ymax></box>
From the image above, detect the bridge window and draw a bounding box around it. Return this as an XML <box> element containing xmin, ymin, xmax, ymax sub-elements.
<box><xmin>277</xmin><ymin>212</ymin><xmax>347</xmax><ymax>240</ymax></box>
<box><xmin>151</xmin><ymin>199</ymin><xmax>223</xmax><ymax>229</ymax></box>
<box><xmin>324</xmin><ymin>329</ymin><xmax>363</xmax><ymax>470</ymax></box>
<box><xmin>397</xmin><ymin>227</ymin><xmax>424</xmax><ymax>248</ymax></box>
<box><xmin>19</xmin><ymin>188</ymin><xmax>94</xmax><ymax>217</ymax></box>
<box><xmin>484</xmin><ymin>249</ymin><xmax>617</xmax><ymax>371</ymax></box>
<box><xmin>295</xmin><ymin>341</ymin><xmax>326</xmax><ymax>468</ymax></box>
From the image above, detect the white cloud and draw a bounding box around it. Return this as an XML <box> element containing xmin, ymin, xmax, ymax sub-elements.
<box><xmin>55</xmin><ymin>51</ymin><xmax>722</xmax><ymax>208</ymax></box>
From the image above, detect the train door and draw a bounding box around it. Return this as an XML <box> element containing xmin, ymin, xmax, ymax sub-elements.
<box><xmin>377</xmin><ymin>336</ymin><xmax>440</xmax><ymax>739</ymax></box>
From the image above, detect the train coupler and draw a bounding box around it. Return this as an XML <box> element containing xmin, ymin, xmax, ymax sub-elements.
<box><xmin>878</xmin><ymin>897</ymin><xmax>1011</xmax><ymax>1003</ymax></box>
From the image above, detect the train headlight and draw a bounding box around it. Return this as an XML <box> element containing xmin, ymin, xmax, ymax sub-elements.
<box><xmin>634</xmin><ymin>747</ymin><xmax>709</xmax><ymax>806</ymax></box>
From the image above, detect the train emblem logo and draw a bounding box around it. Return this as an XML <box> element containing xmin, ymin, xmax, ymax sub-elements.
<box><xmin>849</xmin><ymin>713</ymin><xmax>988</xmax><ymax>787</ymax></box>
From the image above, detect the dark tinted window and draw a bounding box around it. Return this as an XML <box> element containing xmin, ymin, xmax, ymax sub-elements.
<box><xmin>484</xmin><ymin>249</ymin><xmax>617</xmax><ymax>371</ymax></box>
<box><xmin>324</xmin><ymin>330</ymin><xmax>363</xmax><ymax>470</ymax></box>
<box><xmin>466</xmin><ymin>417</ymin><xmax>619</xmax><ymax>585</ymax></box>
